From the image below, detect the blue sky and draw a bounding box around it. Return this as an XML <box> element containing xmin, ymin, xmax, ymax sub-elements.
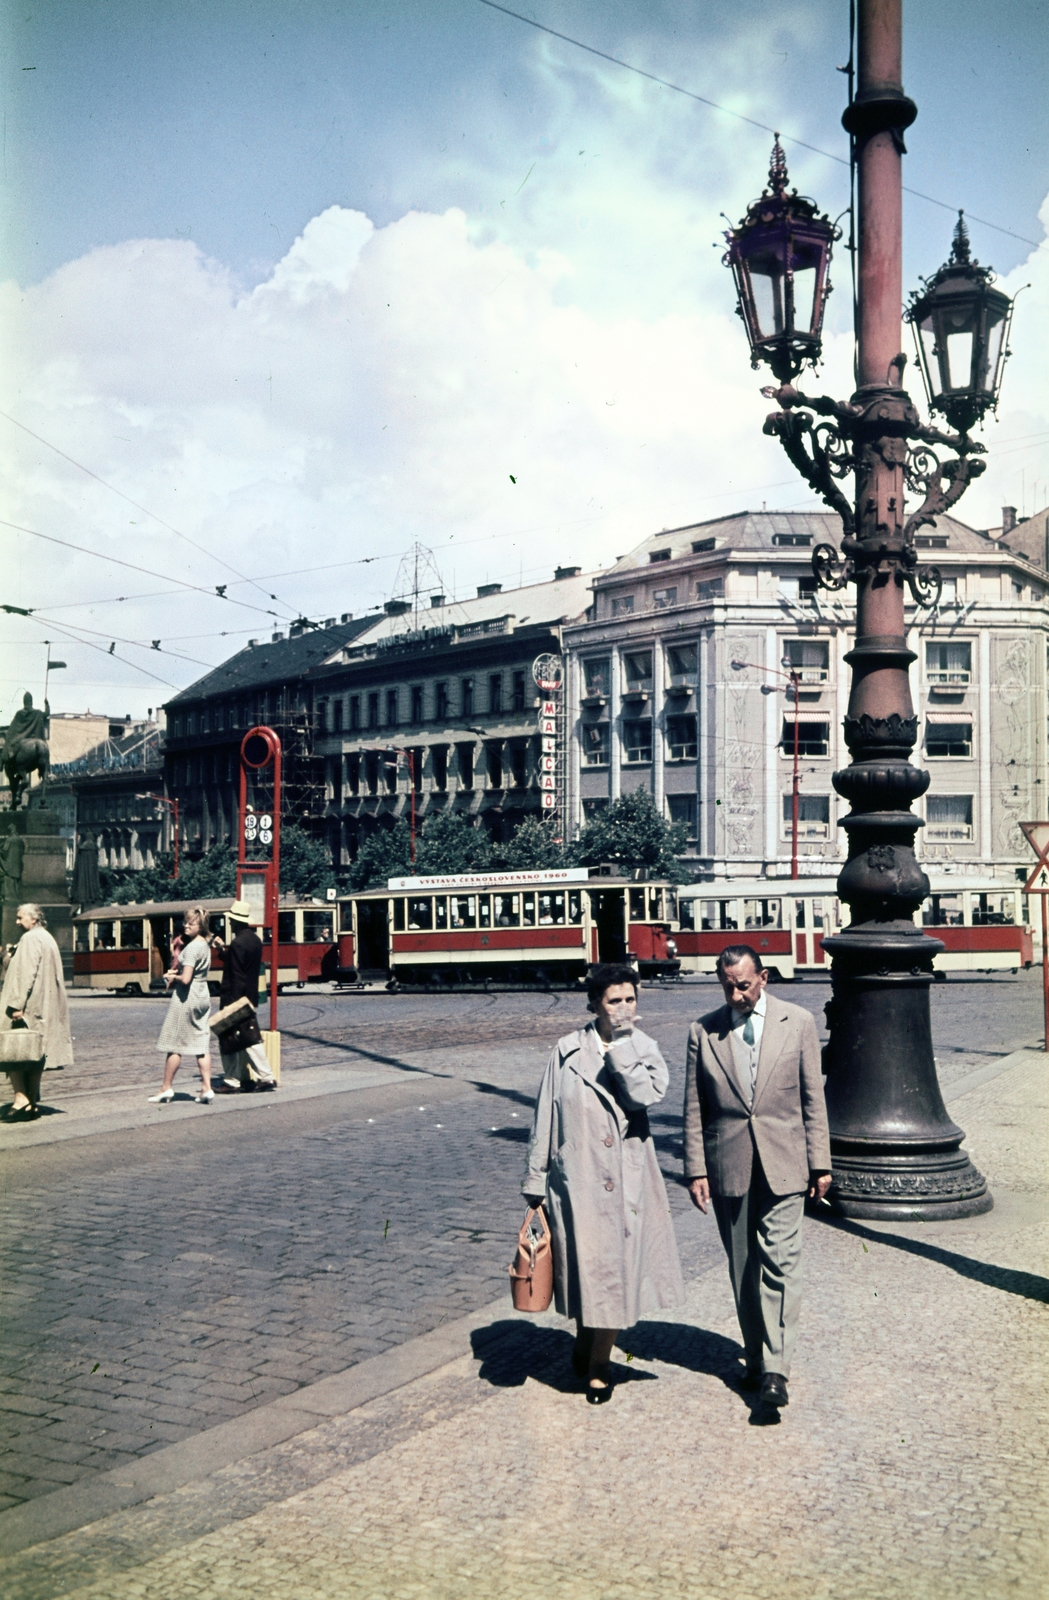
<box><xmin>1</xmin><ymin>1</ymin><xmax>1047</xmax><ymax>716</ymax></box>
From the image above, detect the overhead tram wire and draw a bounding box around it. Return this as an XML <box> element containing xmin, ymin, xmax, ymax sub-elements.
<box><xmin>476</xmin><ymin>0</ymin><xmax>1044</xmax><ymax>251</ymax></box>
<box><xmin>10</xmin><ymin>615</ymin><xmax>180</xmax><ymax>688</ymax></box>
<box><xmin>0</xmin><ymin>408</ymin><xmax>299</xmax><ymax>615</ymax></box>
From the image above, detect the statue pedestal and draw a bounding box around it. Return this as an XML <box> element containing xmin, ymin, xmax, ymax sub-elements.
<box><xmin>2</xmin><ymin>810</ymin><xmax>73</xmax><ymax>979</ymax></box>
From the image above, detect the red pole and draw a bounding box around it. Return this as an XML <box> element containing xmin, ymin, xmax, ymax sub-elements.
<box><xmin>790</xmin><ymin>672</ymin><xmax>800</xmax><ymax>880</ymax></box>
<box><xmin>269</xmin><ymin>739</ymin><xmax>281</xmax><ymax>1036</ymax></box>
<box><xmin>1041</xmin><ymin>893</ymin><xmax>1048</xmax><ymax>1055</ymax></box>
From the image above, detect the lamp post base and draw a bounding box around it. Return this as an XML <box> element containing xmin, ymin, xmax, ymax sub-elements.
<box><xmin>826</xmin><ymin>1148</ymin><xmax>993</xmax><ymax>1222</ymax></box>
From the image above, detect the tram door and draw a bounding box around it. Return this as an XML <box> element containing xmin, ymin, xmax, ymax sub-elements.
<box><xmin>590</xmin><ymin>890</ymin><xmax>627</xmax><ymax>963</ymax></box>
<box><xmin>793</xmin><ymin>897</ymin><xmax>829</xmax><ymax>967</ymax></box>
<box><xmin>356</xmin><ymin>900</ymin><xmax>390</xmax><ymax>973</ymax></box>
<box><xmin>149</xmin><ymin>917</ymin><xmax>171</xmax><ymax>983</ymax></box>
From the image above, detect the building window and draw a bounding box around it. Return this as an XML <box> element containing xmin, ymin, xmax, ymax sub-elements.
<box><xmin>509</xmin><ymin>741</ymin><xmax>528</xmax><ymax>787</ymax></box>
<box><xmin>409</xmin><ymin>685</ymin><xmax>423</xmax><ymax>723</ymax></box>
<box><xmin>346</xmin><ymin>753</ymin><xmax>360</xmax><ymax>796</ymax></box>
<box><xmin>436</xmin><ymin>681</ymin><xmax>449</xmax><ymax>721</ymax></box>
<box><xmin>512</xmin><ymin>672</ymin><xmax>526</xmax><ymax>712</ymax></box>
<box><xmin>697</xmin><ymin>577</ymin><xmax>724</xmax><ymax>601</ymax></box>
<box><xmin>782</xmin><ymin>794</ymin><xmax>831</xmax><ymax>838</ymax></box>
<box><xmin>772</xmin><ymin>532</ymin><xmax>812</xmax><ymax>547</ymax></box>
<box><xmin>611</xmin><ymin>595</ymin><xmax>635</xmax><ymax>616</ymax></box>
<box><xmin>486</xmin><ymin>742</ymin><xmax>503</xmax><ymax>787</ymax></box>
<box><xmin>386</xmin><ymin>689</ymin><xmax>399</xmax><ymax>727</ymax></box>
<box><xmin>784</xmin><ymin>639</ymin><xmax>830</xmax><ymax>682</ymax></box>
<box><xmin>940</xmin><ymin>575</ymin><xmax>958</xmax><ymax>603</ymax></box>
<box><xmin>781</xmin><ymin>720</ymin><xmax>829</xmax><ymax>757</ymax></box>
<box><xmin>364</xmin><ymin>752</ymin><xmax>380</xmax><ymax>795</ymax></box>
<box><xmin>457</xmin><ymin>743</ymin><xmax>474</xmax><ymax>789</ymax></box>
<box><xmin>652</xmin><ymin>586</ymin><xmax>677</xmax><ymax>609</ymax></box>
<box><xmin>926</xmin><ymin>641</ymin><xmax>971</xmax><ymax>686</ymax></box>
<box><xmin>432</xmin><ymin>745</ymin><xmax>448</xmax><ymax>792</ymax></box>
<box><xmin>667</xmin><ymin>644</ymin><xmax>697</xmax><ymax>683</ymax></box>
<box><xmin>584</xmin><ymin>723</ymin><xmax>610</xmax><ymax>766</ymax></box>
<box><xmin>350</xmin><ymin>695</ymin><xmax>361</xmax><ymax>731</ymax></box>
<box><xmin>666</xmin><ymin>714</ymin><xmax>697</xmax><ymax>761</ymax></box>
<box><xmin>367</xmin><ymin>693</ymin><xmax>379</xmax><ymax>729</ymax></box>
<box><xmin>778</xmin><ymin>574</ymin><xmax>818</xmax><ymax>599</ymax></box>
<box><xmin>926</xmin><ymin>720</ymin><xmax>972</xmax><ymax>758</ymax></box>
<box><xmin>583</xmin><ymin>658</ymin><xmax>611</xmax><ymax>698</ymax></box>
<box><xmin>461</xmin><ymin>678</ymin><xmax>474</xmax><ymax>718</ymax></box>
<box><xmin>623</xmin><ymin>719</ymin><xmax>652</xmax><ymax>764</ymax></box>
<box><xmin>667</xmin><ymin>794</ymin><xmax>696</xmax><ymax>835</ymax></box>
<box><xmin>488</xmin><ymin>674</ymin><xmax>502</xmax><ymax>714</ymax></box>
<box><xmin>333</xmin><ymin>699</ymin><xmax>344</xmax><ymax>732</ymax></box>
<box><xmin>583</xmin><ymin>797</ymin><xmax>608</xmax><ymax>819</ymax></box>
<box><xmin>926</xmin><ymin>794</ymin><xmax>973</xmax><ymax>840</ymax></box>
<box><xmin>384</xmin><ymin>751</ymin><xmax>398</xmax><ymax>794</ymax></box>
<box><xmin>648</xmin><ymin>549</ymin><xmax>672</xmax><ymax>563</ymax></box>
<box><xmin>623</xmin><ymin>651</ymin><xmax>653</xmax><ymax>691</ymax></box>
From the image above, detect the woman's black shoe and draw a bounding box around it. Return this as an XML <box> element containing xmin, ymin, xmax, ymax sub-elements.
<box><xmin>585</xmin><ymin>1362</ymin><xmax>613</xmax><ymax>1404</ymax></box>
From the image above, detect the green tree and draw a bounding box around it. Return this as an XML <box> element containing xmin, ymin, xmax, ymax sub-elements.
<box><xmin>415</xmin><ymin>811</ymin><xmax>492</xmax><ymax>876</ymax></box>
<box><xmin>495</xmin><ymin>815</ymin><xmax>567</xmax><ymax>871</ymax></box>
<box><xmin>279</xmin><ymin>824</ymin><xmax>337</xmax><ymax>899</ymax></box>
<box><xmin>100</xmin><ymin>841</ymin><xmax>238</xmax><ymax>906</ymax></box>
<box><xmin>569</xmin><ymin>790</ymin><xmax>687</xmax><ymax>879</ymax></box>
<box><xmin>346</xmin><ymin>821</ymin><xmax>412</xmax><ymax>892</ymax></box>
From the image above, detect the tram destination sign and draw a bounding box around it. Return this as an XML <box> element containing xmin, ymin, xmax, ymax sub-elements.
<box><xmin>387</xmin><ymin>868</ymin><xmax>589</xmax><ymax>892</ymax></box>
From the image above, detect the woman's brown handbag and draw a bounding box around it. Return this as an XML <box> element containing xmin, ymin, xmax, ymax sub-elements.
<box><xmin>509</xmin><ymin>1206</ymin><xmax>554</xmax><ymax>1312</ymax></box>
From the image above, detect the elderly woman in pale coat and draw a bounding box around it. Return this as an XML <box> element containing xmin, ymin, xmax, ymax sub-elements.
<box><xmin>523</xmin><ymin>962</ymin><xmax>684</xmax><ymax>1403</ymax></box>
<box><xmin>0</xmin><ymin>903</ymin><xmax>74</xmax><ymax>1120</ymax></box>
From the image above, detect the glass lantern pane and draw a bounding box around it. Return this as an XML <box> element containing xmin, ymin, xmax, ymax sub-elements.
<box><xmin>919</xmin><ymin>320</ymin><xmax>943</xmax><ymax>397</ymax></box>
<box><xmin>945</xmin><ymin>329</ymin><xmax>974</xmax><ymax>390</ymax></box>
<box><xmin>749</xmin><ymin>255</ymin><xmax>785</xmax><ymax>338</ymax></box>
<box><xmin>791</xmin><ymin>265</ymin><xmax>816</xmax><ymax>334</ymax></box>
<box><xmin>981</xmin><ymin>306</ymin><xmax>1008</xmax><ymax>389</ymax></box>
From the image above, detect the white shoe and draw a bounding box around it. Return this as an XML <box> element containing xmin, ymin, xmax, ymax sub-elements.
<box><xmin>148</xmin><ymin>1089</ymin><xmax>175</xmax><ymax>1103</ymax></box>
<box><xmin>195</xmin><ymin>1088</ymin><xmax>214</xmax><ymax>1104</ymax></box>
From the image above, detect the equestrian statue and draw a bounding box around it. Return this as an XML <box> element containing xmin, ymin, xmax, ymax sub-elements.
<box><xmin>3</xmin><ymin>692</ymin><xmax>50</xmax><ymax>809</ymax></box>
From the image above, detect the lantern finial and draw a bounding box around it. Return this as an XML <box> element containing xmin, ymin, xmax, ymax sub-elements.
<box><xmin>767</xmin><ymin>135</ymin><xmax>788</xmax><ymax>198</ymax></box>
<box><xmin>950</xmin><ymin>210</ymin><xmax>971</xmax><ymax>266</ymax></box>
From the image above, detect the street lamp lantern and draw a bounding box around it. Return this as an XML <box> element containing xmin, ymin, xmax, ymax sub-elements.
<box><xmin>724</xmin><ymin>136</ymin><xmax>840</xmax><ymax>383</ymax></box>
<box><xmin>906</xmin><ymin>211</ymin><xmax>1014</xmax><ymax>434</ymax></box>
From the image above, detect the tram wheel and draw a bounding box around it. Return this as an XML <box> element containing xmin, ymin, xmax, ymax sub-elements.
<box><xmin>122</xmin><ymin>981</ymin><xmax>140</xmax><ymax>996</ymax></box>
<box><xmin>386</xmin><ymin>979</ymin><xmax>400</xmax><ymax>993</ymax></box>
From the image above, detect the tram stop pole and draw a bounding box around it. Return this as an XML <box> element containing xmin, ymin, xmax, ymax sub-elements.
<box><xmin>1019</xmin><ymin>823</ymin><xmax>1049</xmax><ymax>1054</ymax></box>
<box><xmin>238</xmin><ymin>726</ymin><xmax>283</xmax><ymax>1082</ymax></box>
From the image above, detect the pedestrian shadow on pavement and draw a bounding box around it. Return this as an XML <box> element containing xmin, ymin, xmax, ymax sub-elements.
<box><xmin>618</xmin><ymin>1322</ymin><xmax>783</xmax><ymax>1427</ymax></box>
<box><xmin>816</xmin><ymin>1214</ymin><xmax>1049</xmax><ymax>1304</ymax></box>
<box><xmin>471</xmin><ymin>1321</ymin><xmax>657</xmax><ymax>1395</ymax></box>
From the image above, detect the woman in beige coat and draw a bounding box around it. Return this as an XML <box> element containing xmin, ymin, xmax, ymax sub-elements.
<box><xmin>523</xmin><ymin>963</ymin><xmax>684</xmax><ymax>1402</ymax></box>
<box><xmin>0</xmin><ymin>904</ymin><xmax>73</xmax><ymax>1120</ymax></box>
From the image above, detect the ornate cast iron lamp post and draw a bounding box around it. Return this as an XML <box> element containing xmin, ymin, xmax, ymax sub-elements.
<box><xmin>725</xmin><ymin>0</ymin><xmax>1014</xmax><ymax>1220</ymax></box>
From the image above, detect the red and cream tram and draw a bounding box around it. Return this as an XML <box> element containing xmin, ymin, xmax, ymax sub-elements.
<box><xmin>72</xmin><ymin>897</ymin><xmax>339</xmax><ymax>995</ymax></box>
<box><xmin>674</xmin><ymin>876</ymin><xmax>1034</xmax><ymax>980</ymax></box>
<box><xmin>334</xmin><ymin>869</ymin><xmax>681</xmax><ymax>989</ymax></box>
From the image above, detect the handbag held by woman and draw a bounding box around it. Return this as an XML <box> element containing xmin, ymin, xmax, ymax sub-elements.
<box><xmin>509</xmin><ymin>1205</ymin><xmax>553</xmax><ymax>1312</ymax></box>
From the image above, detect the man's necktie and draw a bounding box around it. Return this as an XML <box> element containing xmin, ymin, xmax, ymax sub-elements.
<box><xmin>742</xmin><ymin>1015</ymin><xmax>755</xmax><ymax>1047</ymax></box>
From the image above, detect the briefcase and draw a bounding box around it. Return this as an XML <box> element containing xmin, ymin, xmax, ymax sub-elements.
<box><xmin>0</xmin><ymin>1028</ymin><xmax>45</xmax><ymax>1066</ymax></box>
<box><xmin>210</xmin><ymin>996</ymin><xmax>263</xmax><ymax>1055</ymax></box>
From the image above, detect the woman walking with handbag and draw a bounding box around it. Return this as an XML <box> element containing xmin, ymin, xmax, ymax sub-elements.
<box><xmin>0</xmin><ymin>903</ymin><xmax>73</xmax><ymax>1120</ymax></box>
<box><xmin>149</xmin><ymin>908</ymin><xmax>215</xmax><ymax>1104</ymax></box>
<box><xmin>522</xmin><ymin>963</ymin><xmax>684</xmax><ymax>1403</ymax></box>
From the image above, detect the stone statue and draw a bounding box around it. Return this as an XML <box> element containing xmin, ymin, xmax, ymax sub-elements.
<box><xmin>70</xmin><ymin>832</ymin><xmax>102</xmax><ymax>909</ymax></box>
<box><xmin>0</xmin><ymin>822</ymin><xmax>25</xmax><ymax>903</ymax></box>
<box><xmin>2</xmin><ymin>692</ymin><xmax>50</xmax><ymax>809</ymax></box>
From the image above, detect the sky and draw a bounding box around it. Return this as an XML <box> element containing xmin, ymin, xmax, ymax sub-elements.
<box><xmin>1</xmin><ymin>0</ymin><xmax>1047</xmax><ymax>721</ymax></box>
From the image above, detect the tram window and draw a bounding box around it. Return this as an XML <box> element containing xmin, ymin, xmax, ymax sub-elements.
<box><xmin>794</xmin><ymin>901</ymin><xmax>806</xmax><ymax>929</ymax></box>
<box><xmin>538</xmin><ymin>892</ymin><xmax>566</xmax><ymax>926</ymax></box>
<box><xmin>647</xmin><ymin>888</ymin><xmax>662</xmax><ymax>920</ymax></box>
<box><xmin>701</xmin><ymin>901</ymin><xmax>737</xmax><ymax>931</ymax></box>
<box><xmin>451</xmin><ymin>896</ymin><xmax>477</xmax><ymax>930</ymax></box>
<box><xmin>568</xmin><ymin>890</ymin><xmax>583</xmax><ymax>925</ymax></box>
<box><xmin>121</xmin><ymin>919</ymin><xmax>144</xmax><ymax>949</ymax></box>
<box><xmin>75</xmin><ymin>923</ymin><xmax>90</xmax><ymax>952</ymax></box>
<box><xmin>664</xmin><ymin>887</ymin><xmax>678</xmax><ymax>922</ymax></box>
<box><xmin>211</xmin><ymin>916</ymin><xmax>228</xmax><ymax>943</ymax></box>
<box><xmin>630</xmin><ymin>889</ymin><xmax>646</xmax><ymax>920</ymax></box>
<box><xmin>923</xmin><ymin>894</ymin><xmax>963</xmax><ymax>927</ymax></box>
<box><xmin>302</xmin><ymin>911</ymin><xmax>334</xmax><ymax>942</ymax></box>
<box><xmin>95</xmin><ymin>921</ymin><xmax>116</xmax><ymax>950</ymax></box>
<box><xmin>522</xmin><ymin>893</ymin><xmax>537</xmax><ymax>927</ymax></box>
<box><xmin>478</xmin><ymin>896</ymin><xmax>492</xmax><ymax>929</ymax></box>
<box><xmin>811</xmin><ymin>899</ymin><xmax>825</xmax><ymax>930</ymax></box>
<box><xmin>678</xmin><ymin>899</ymin><xmax>696</xmax><ymax>932</ymax></box>
<box><xmin>972</xmin><ymin>894</ymin><xmax>1015</xmax><ymax>926</ymax></box>
<box><xmin>434</xmin><ymin>896</ymin><xmax>448</xmax><ymax>930</ymax></box>
<box><xmin>340</xmin><ymin>902</ymin><xmax>354</xmax><ymax>933</ymax></box>
<box><xmin>743</xmin><ymin>900</ymin><xmax>781</xmax><ymax>930</ymax></box>
<box><xmin>408</xmin><ymin>898</ymin><xmax>433</xmax><ymax>930</ymax></box>
<box><xmin>493</xmin><ymin>894</ymin><xmax>519</xmax><ymax>927</ymax></box>
<box><xmin>392</xmin><ymin>900</ymin><xmax>406</xmax><ymax>933</ymax></box>
<box><xmin>278</xmin><ymin>912</ymin><xmax>297</xmax><ymax>943</ymax></box>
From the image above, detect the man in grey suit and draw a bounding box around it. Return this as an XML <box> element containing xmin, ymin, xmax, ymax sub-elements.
<box><xmin>683</xmin><ymin>944</ymin><xmax>831</xmax><ymax>1410</ymax></box>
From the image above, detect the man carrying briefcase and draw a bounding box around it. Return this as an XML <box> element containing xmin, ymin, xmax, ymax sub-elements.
<box><xmin>215</xmin><ymin>901</ymin><xmax>277</xmax><ymax>1091</ymax></box>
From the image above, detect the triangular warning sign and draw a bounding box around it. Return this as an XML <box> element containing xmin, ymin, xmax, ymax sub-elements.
<box><xmin>1020</xmin><ymin>821</ymin><xmax>1049</xmax><ymax>892</ymax></box>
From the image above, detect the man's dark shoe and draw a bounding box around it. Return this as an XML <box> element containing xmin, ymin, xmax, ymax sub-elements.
<box><xmin>759</xmin><ymin>1372</ymin><xmax>789</xmax><ymax>1408</ymax></box>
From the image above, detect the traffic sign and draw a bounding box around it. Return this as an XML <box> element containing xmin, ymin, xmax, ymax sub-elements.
<box><xmin>1020</xmin><ymin>821</ymin><xmax>1049</xmax><ymax>893</ymax></box>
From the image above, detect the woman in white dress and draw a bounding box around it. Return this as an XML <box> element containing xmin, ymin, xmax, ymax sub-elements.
<box><xmin>149</xmin><ymin>908</ymin><xmax>215</xmax><ymax>1104</ymax></box>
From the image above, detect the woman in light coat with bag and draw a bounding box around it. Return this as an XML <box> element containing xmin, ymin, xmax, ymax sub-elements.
<box><xmin>0</xmin><ymin>903</ymin><xmax>73</xmax><ymax>1120</ymax></box>
<box><xmin>523</xmin><ymin>963</ymin><xmax>684</xmax><ymax>1403</ymax></box>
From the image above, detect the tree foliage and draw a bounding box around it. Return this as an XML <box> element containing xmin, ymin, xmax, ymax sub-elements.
<box><xmin>346</xmin><ymin>820</ymin><xmax>412</xmax><ymax>892</ymax></box>
<box><xmin>569</xmin><ymin>790</ymin><xmax>687</xmax><ymax>879</ymax></box>
<box><xmin>96</xmin><ymin>823</ymin><xmax>337</xmax><ymax>906</ymax></box>
<box><xmin>415</xmin><ymin>811</ymin><xmax>493</xmax><ymax>876</ymax></box>
<box><xmin>279</xmin><ymin>825</ymin><xmax>337</xmax><ymax>899</ymax></box>
<box><xmin>494</xmin><ymin>816</ymin><xmax>567</xmax><ymax>871</ymax></box>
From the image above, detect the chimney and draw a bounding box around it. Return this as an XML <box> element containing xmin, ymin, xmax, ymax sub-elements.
<box><xmin>477</xmin><ymin>582</ymin><xmax>502</xmax><ymax>598</ymax></box>
<box><xmin>340</xmin><ymin>611</ymin><xmax>353</xmax><ymax>622</ymax></box>
<box><xmin>384</xmin><ymin>599</ymin><xmax>411</xmax><ymax>615</ymax></box>
<box><xmin>554</xmin><ymin>564</ymin><xmax>581</xmax><ymax>580</ymax></box>
<box><xmin>273</xmin><ymin>630</ymin><xmax>286</xmax><ymax>642</ymax></box>
<box><xmin>1002</xmin><ymin>505</ymin><xmax>1017</xmax><ymax>534</ymax></box>
<box><xmin>430</xmin><ymin>593</ymin><xmax>445</xmax><ymax>608</ymax></box>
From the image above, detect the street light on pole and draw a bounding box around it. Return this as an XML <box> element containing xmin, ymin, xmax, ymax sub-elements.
<box><xmin>731</xmin><ymin>659</ymin><xmax>802</xmax><ymax>878</ymax></box>
<box><xmin>723</xmin><ymin>0</ymin><xmax>1015</xmax><ymax>1221</ymax></box>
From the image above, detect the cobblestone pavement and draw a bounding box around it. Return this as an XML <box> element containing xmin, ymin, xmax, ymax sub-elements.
<box><xmin>0</xmin><ymin>973</ymin><xmax>1043</xmax><ymax>1522</ymax></box>
<box><xmin>0</xmin><ymin>1045</ymin><xmax>1044</xmax><ymax>1600</ymax></box>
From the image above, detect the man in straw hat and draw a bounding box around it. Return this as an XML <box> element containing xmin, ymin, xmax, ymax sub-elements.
<box><xmin>216</xmin><ymin>900</ymin><xmax>277</xmax><ymax>1092</ymax></box>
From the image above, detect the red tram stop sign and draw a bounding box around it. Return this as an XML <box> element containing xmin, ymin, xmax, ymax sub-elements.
<box><xmin>1020</xmin><ymin>822</ymin><xmax>1049</xmax><ymax>892</ymax></box>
